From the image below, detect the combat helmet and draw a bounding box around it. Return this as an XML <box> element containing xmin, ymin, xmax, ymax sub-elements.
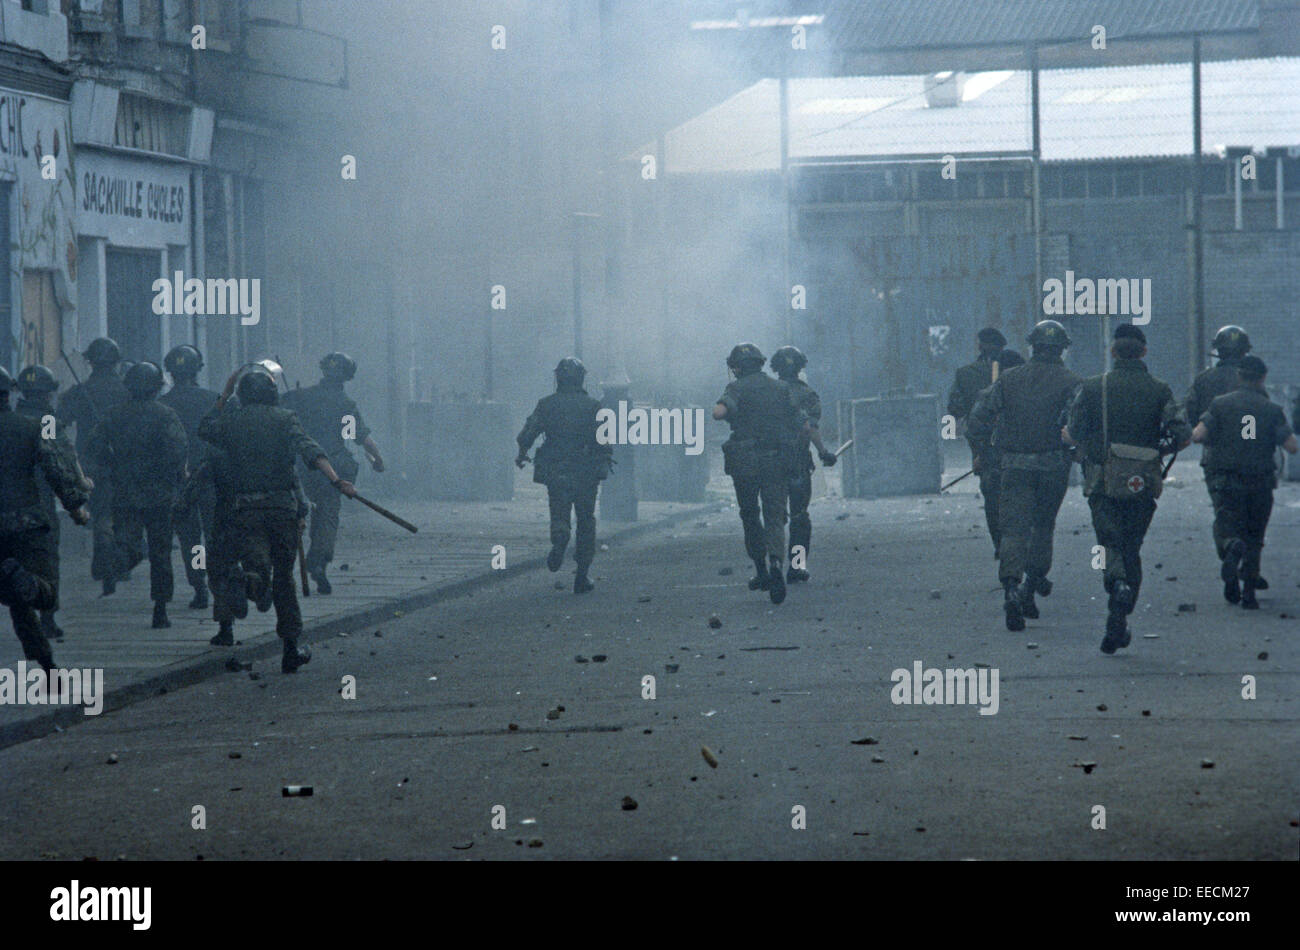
<box><xmin>85</xmin><ymin>337</ymin><xmax>122</xmax><ymax>367</ymax></box>
<box><xmin>124</xmin><ymin>361</ymin><xmax>165</xmax><ymax>399</ymax></box>
<box><xmin>17</xmin><ymin>364</ymin><xmax>58</xmax><ymax>394</ymax></box>
<box><xmin>554</xmin><ymin>357</ymin><xmax>586</xmax><ymax>387</ymax></box>
<box><xmin>320</xmin><ymin>352</ymin><xmax>357</xmax><ymax>383</ymax></box>
<box><xmin>726</xmin><ymin>342</ymin><xmax>766</xmax><ymax>373</ymax></box>
<box><xmin>1211</xmin><ymin>325</ymin><xmax>1251</xmax><ymax>359</ymax></box>
<box><xmin>238</xmin><ymin>367</ymin><xmax>279</xmax><ymax>405</ymax></box>
<box><xmin>770</xmin><ymin>345</ymin><xmax>807</xmax><ymax>378</ymax></box>
<box><xmin>164</xmin><ymin>344</ymin><xmax>204</xmax><ymax>378</ymax></box>
<box><xmin>1027</xmin><ymin>320</ymin><xmax>1071</xmax><ymax>349</ymax></box>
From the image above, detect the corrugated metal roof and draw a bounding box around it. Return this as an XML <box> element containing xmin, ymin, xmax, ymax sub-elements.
<box><xmin>659</xmin><ymin>57</ymin><xmax>1300</xmax><ymax>172</ymax></box>
<box><xmin>826</xmin><ymin>0</ymin><xmax>1260</xmax><ymax>51</ymax></box>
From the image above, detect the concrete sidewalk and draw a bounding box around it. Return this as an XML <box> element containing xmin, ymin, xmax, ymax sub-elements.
<box><xmin>0</xmin><ymin>475</ymin><xmax>720</xmax><ymax>742</ymax></box>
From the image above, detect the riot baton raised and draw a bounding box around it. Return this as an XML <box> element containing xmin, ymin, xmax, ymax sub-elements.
<box><xmin>833</xmin><ymin>439</ymin><xmax>854</xmax><ymax>457</ymax></box>
<box><xmin>337</xmin><ymin>484</ymin><xmax>419</xmax><ymax>534</ymax></box>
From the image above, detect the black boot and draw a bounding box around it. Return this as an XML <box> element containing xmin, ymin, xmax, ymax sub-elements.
<box><xmin>1029</xmin><ymin>575</ymin><xmax>1052</xmax><ymax>597</ymax></box>
<box><xmin>40</xmin><ymin>611</ymin><xmax>63</xmax><ymax>641</ymax></box>
<box><xmin>547</xmin><ymin>545</ymin><xmax>565</xmax><ymax>572</ymax></box>
<box><xmin>311</xmin><ymin>567</ymin><xmax>332</xmax><ymax>595</ymax></box>
<box><xmin>1003</xmin><ymin>579</ymin><xmax>1024</xmax><ymax>631</ymax></box>
<box><xmin>1240</xmin><ymin>581</ymin><xmax>1259</xmax><ymax>610</ymax></box>
<box><xmin>281</xmin><ymin>637</ymin><xmax>312</xmax><ymax>673</ymax></box>
<box><xmin>101</xmin><ymin>575</ymin><xmax>117</xmax><ymax>596</ymax></box>
<box><xmin>786</xmin><ymin>558</ymin><xmax>809</xmax><ymax>584</ymax></box>
<box><xmin>188</xmin><ymin>585</ymin><xmax>209</xmax><ymax>610</ymax></box>
<box><xmin>1018</xmin><ymin>582</ymin><xmax>1039</xmax><ymax>620</ymax></box>
<box><xmin>151</xmin><ymin>601</ymin><xmax>171</xmax><ymax>629</ymax></box>
<box><xmin>1221</xmin><ymin>539</ymin><xmax>1244</xmax><ymax>604</ymax></box>
<box><xmin>209</xmin><ymin>622</ymin><xmax>234</xmax><ymax>647</ymax></box>
<box><xmin>767</xmin><ymin>557</ymin><xmax>786</xmax><ymax>605</ymax></box>
<box><xmin>748</xmin><ymin>559</ymin><xmax>770</xmax><ymax>591</ymax></box>
<box><xmin>574</xmin><ymin>569</ymin><xmax>594</xmax><ymax>594</ymax></box>
<box><xmin>1101</xmin><ymin>581</ymin><xmax>1133</xmax><ymax>654</ymax></box>
<box><xmin>1254</xmin><ymin>575</ymin><xmax>1269</xmax><ymax>591</ymax></box>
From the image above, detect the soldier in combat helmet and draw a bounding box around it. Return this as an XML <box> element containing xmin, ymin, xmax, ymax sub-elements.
<box><xmin>713</xmin><ymin>343</ymin><xmax>808</xmax><ymax>605</ymax></box>
<box><xmin>948</xmin><ymin>328</ymin><xmax>1010</xmax><ymax>556</ymax></box>
<box><xmin>160</xmin><ymin>344</ymin><xmax>220</xmax><ymax>611</ymax></box>
<box><xmin>282</xmin><ymin>352</ymin><xmax>385</xmax><ymax>595</ymax></box>
<box><xmin>87</xmin><ymin>362</ymin><xmax>189</xmax><ymax>629</ymax></box>
<box><xmin>515</xmin><ymin>357</ymin><xmax>613</xmax><ymax>594</ymax></box>
<box><xmin>768</xmin><ymin>345</ymin><xmax>838</xmax><ymax>585</ymax></box>
<box><xmin>14</xmin><ymin>365</ymin><xmax>92</xmax><ymax>641</ymax></box>
<box><xmin>57</xmin><ymin>337</ymin><xmax>129</xmax><ymax>593</ymax></box>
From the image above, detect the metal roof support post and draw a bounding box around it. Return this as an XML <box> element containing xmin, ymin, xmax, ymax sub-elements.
<box><xmin>1189</xmin><ymin>36</ymin><xmax>1205</xmax><ymax>381</ymax></box>
<box><xmin>1030</xmin><ymin>44</ymin><xmax>1042</xmax><ymax>344</ymax></box>
<box><xmin>780</xmin><ymin>46</ymin><xmax>793</xmax><ymax>345</ymax></box>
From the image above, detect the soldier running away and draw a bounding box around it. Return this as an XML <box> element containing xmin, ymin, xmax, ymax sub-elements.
<box><xmin>15</xmin><ymin>365</ymin><xmax>92</xmax><ymax>641</ymax></box>
<box><xmin>948</xmin><ymin>327</ymin><xmax>1009</xmax><ymax>556</ymax></box>
<box><xmin>713</xmin><ymin>343</ymin><xmax>809</xmax><ymax>605</ymax></box>
<box><xmin>0</xmin><ymin>367</ymin><xmax>90</xmax><ymax>681</ymax></box>
<box><xmin>1191</xmin><ymin>356</ymin><xmax>1297</xmax><ymax>609</ymax></box>
<box><xmin>515</xmin><ymin>357</ymin><xmax>613</xmax><ymax>594</ymax></box>
<box><xmin>161</xmin><ymin>344</ymin><xmax>220</xmax><ymax>611</ymax></box>
<box><xmin>282</xmin><ymin>353</ymin><xmax>385</xmax><ymax>595</ymax></box>
<box><xmin>88</xmin><ymin>362</ymin><xmax>189</xmax><ymax>629</ymax></box>
<box><xmin>769</xmin><ymin>345</ymin><xmax>838</xmax><ymax>584</ymax></box>
<box><xmin>1184</xmin><ymin>325</ymin><xmax>1272</xmax><ymax>592</ymax></box>
<box><xmin>968</xmin><ymin>321</ymin><xmax>1080</xmax><ymax>631</ymax></box>
<box><xmin>199</xmin><ymin>367</ymin><xmax>357</xmax><ymax>672</ymax></box>
<box><xmin>57</xmin><ymin>337</ymin><xmax>129</xmax><ymax>594</ymax></box>
<box><xmin>1065</xmin><ymin>324</ymin><xmax>1191</xmax><ymax>655</ymax></box>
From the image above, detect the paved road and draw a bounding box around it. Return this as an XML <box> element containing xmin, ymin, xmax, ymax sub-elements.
<box><xmin>0</xmin><ymin>468</ymin><xmax>1295</xmax><ymax>859</ymax></box>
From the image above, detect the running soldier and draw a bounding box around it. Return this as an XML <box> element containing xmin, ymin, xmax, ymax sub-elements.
<box><xmin>87</xmin><ymin>362</ymin><xmax>189</xmax><ymax>629</ymax></box>
<box><xmin>769</xmin><ymin>346</ymin><xmax>837</xmax><ymax>584</ymax></box>
<box><xmin>15</xmin><ymin>365</ymin><xmax>92</xmax><ymax>641</ymax></box>
<box><xmin>199</xmin><ymin>367</ymin><xmax>356</xmax><ymax>672</ymax></box>
<box><xmin>1065</xmin><ymin>325</ymin><xmax>1190</xmax><ymax>654</ymax></box>
<box><xmin>282</xmin><ymin>353</ymin><xmax>385</xmax><ymax>594</ymax></box>
<box><xmin>948</xmin><ymin>327</ymin><xmax>1009</xmax><ymax>556</ymax></box>
<box><xmin>57</xmin><ymin>337</ymin><xmax>128</xmax><ymax>593</ymax></box>
<box><xmin>515</xmin><ymin>357</ymin><xmax>613</xmax><ymax>594</ymax></box>
<box><xmin>1191</xmin><ymin>356</ymin><xmax>1297</xmax><ymax>608</ymax></box>
<box><xmin>0</xmin><ymin>367</ymin><xmax>90</xmax><ymax>678</ymax></box>
<box><xmin>713</xmin><ymin>343</ymin><xmax>808</xmax><ymax>605</ymax></box>
<box><xmin>160</xmin><ymin>344</ymin><xmax>220</xmax><ymax>610</ymax></box>
<box><xmin>968</xmin><ymin>321</ymin><xmax>1080</xmax><ymax>630</ymax></box>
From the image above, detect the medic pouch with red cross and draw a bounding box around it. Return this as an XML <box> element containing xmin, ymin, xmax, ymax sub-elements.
<box><xmin>1100</xmin><ymin>372</ymin><xmax>1163</xmax><ymax>500</ymax></box>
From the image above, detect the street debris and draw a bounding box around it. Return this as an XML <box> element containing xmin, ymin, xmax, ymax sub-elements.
<box><xmin>282</xmin><ymin>785</ymin><xmax>313</xmax><ymax>797</ymax></box>
<box><xmin>701</xmin><ymin>746</ymin><xmax>719</xmax><ymax>768</ymax></box>
<box><xmin>707</xmin><ymin>614</ymin><xmax>723</xmax><ymax>629</ymax></box>
<box><xmin>621</xmin><ymin>796</ymin><xmax>638</xmax><ymax>811</ymax></box>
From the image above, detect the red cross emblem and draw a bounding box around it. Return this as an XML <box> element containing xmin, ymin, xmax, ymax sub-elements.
<box><xmin>1127</xmin><ymin>475</ymin><xmax>1145</xmax><ymax>493</ymax></box>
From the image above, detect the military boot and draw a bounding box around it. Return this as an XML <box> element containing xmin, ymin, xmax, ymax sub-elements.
<box><xmin>748</xmin><ymin>559</ymin><xmax>770</xmax><ymax>591</ymax></box>
<box><xmin>574</xmin><ymin>571</ymin><xmax>594</xmax><ymax>595</ymax></box>
<box><xmin>40</xmin><ymin>611</ymin><xmax>63</xmax><ymax>641</ymax></box>
<box><xmin>1254</xmin><ymin>576</ymin><xmax>1269</xmax><ymax>590</ymax></box>
<box><xmin>1029</xmin><ymin>576</ymin><xmax>1052</xmax><ymax>597</ymax></box>
<box><xmin>311</xmin><ymin>567</ymin><xmax>332</xmax><ymax>595</ymax></box>
<box><xmin>1221</xmin><ymin>539</ymin><xmax>1244</xmax><ymax>604</ymax></box>
<box><xmin>188</xmin><ymin>584</ymin><xmax>209</xmax><ymax>610</ymax></box>
<box><xmin>768</xmin><ymin>557</ymin><xmax>786</xmax><ymax>605</ymax></box>
<box><xmin>547</xmin><ymin>545</ymin><xmax>565</xmax><ymax>573</ymax></box>
<box><xmin>209</xmin><ymin>622</ymin><xmax>234</xmax><ymax>647</ymax></box>
<box><xmin>1017</xmin><ymin>582</ymin><xmax>1039</xmax><ymax>620</ymax></box>
<box><xmin>786</xmin><ymin>565</ymin><xmax>809</xmax><ymax>584</ymax></box>
<box><xmin>281</xmin><ymin>637</ymin><xmax>312</xmax><ymax>673</ymax></box>
<box><xmin>1100</xmin><ymin>581</ymin><xmax>1134</xmax><ymax>654</ymax></box>
<box><xmin>1240</xmin><ymin>581</ymin><xmax>1259</xmax><ymax>610</ymax></box>
<box><xmin>151</xmin><ymin>601</ymin><xmax>171</xmax><ymax>629</ymax></box>
<box><xmin>1003</xmin><ymin>579</ymin><xmax>1024</xmax><ymax>631</ymax></box>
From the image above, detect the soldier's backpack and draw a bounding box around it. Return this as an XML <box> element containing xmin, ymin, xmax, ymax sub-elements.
<box><xmin>1100</xmin><ymin>372</ymin><xmax>1163</xmax><ymax>500</ymax></box>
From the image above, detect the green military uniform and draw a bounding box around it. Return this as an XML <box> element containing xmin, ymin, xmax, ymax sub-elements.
<box><xmin>968</xmin><ymin>347</ymin><xmax>1080</xmax><ymax>625</ymax></box>
<box><xmin>16</xmin><ymin>385</ymin><xmax>79</xmax><ymax>631</ymax></box>
<box><xmin>949</xmin><ymin>353</ymin><xmax>1002</xmax><ymax>553</ymax></box>
<box><xmin>783</xmin><ymin>377</ymin><xmax>821</xmax><ymax>568</ymax></box>
<box><xmin>1069</xmin><ymin>352</ymin><xmax>1190</xmax><ymax>648</ymax></box>
<box><xmin>58</xmin><ymin>366</ymin><xmax>128</xmax><ymax>581</ymax></box>
<box><xmin>198</xmin><ymin>390</ymin><xmax>327</xmax><ymax>647</ymax></box>
<box><xmin>1185</xmin><ymin>356</ymin><xmax>1245</xmax><ymax>560</ymax></box>
<box><xmin>0</xmin><ymin>381</ymin><xmax>88</xmax><ymax>669</ymax></box>
<box><xmin>87</xmin><ymin>397</ymin><xmax>188</xmax><ymax>609</ymax></box>
<box><xmin>517</xmin><ymin>376</ymin><xmax>611</xmax><ymax>588</ymax></box>
<box><xmin>718</xmin><ymin>358</ymin><xmax>805</xmax><ymax>603</ymax></box>
<box><xmin>281</xmin><ymin>381</ymin><xmax>368</xmax><ymax>585</ymax></box>
<box><xmin>161</xmin><ymin>378</ymin><xmax>220</xmax><ymax>602</ymax></box>
<box><xmin>1198</xmin><ymin>383</ymin><xmax>1292</xmax><ymax>605</ymax></box>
